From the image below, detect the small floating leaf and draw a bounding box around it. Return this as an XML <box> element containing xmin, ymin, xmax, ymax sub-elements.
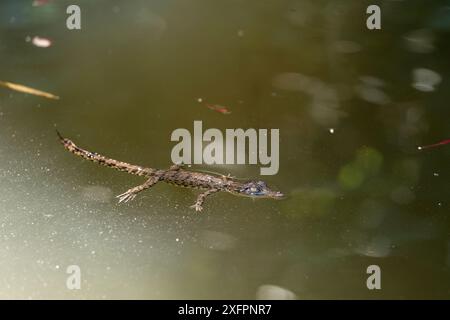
<box><xmin>206</xmin><ymin>104</ymin><xmax>232</xmax><ymax>114</ymax></box>
<box><xmin>0</xmin><ymin>80</ymin><xmax>59</xmax><ymax>100</ymax></box>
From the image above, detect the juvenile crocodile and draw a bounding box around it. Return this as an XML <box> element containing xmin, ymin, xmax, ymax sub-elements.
<box><xmin>57</xmin><ymin>131</ymin><xmax>284</xmax><ymax>211</ymax></box>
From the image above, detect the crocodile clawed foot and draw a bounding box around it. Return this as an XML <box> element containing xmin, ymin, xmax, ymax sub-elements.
<box><xmin>221</xmin><ymin>173</ymin><xmax>234</xmax><ymax>182</ymax></box>
<box><xmin>116</xmin><ymin>191</ymin><xmax>137</xmax><ymax>203</ymax></box>
<box><xmin>190</xmin><ymin>203</ymin><xmax>203</xmax><ymax>212</ymax></box>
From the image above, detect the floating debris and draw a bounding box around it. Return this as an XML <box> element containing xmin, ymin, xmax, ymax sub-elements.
<box><xmin>206</xmin><ymin>104</ymin><xmax>232</xmax><ymax>115</ymax></box>
<box><xmin>0</xmin><ymin>80</ymin><xmax>59</xmax><ymax>100</ymax></box>
<box><xmin>418</xmin><ymin>139</ymin><xmax>450</xmax><ymax>150</ymax></box>
<box><xmin>198</xmin><ymin>99</ymin><xmax>231</xmax><ymax>114</ymax></box>
<box><xmin>31</xmin><ymin>36</ymin><xmax>52</xmax><ymax>48</ymax></box>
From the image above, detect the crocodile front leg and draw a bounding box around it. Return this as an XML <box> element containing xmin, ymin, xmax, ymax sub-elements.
<box><xmin>190</xmin><ymin>188</ymin><xmax>219</xmax><ymax>212</ymax></box>
<box><xmin>116</xmin><ymin>176</ymin><xmax>160</xmax><ymax>203</ymax></box>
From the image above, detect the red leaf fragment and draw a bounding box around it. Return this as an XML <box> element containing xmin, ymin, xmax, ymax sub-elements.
<box><xmin>418</xmin><ymin>139</ymin><xmax>450</xmax><ymax>150</ymax></box>
<box><xmin>206</xmin><ymin>104</ymin><xmax>232</xmax><ymax>115</ymax></box>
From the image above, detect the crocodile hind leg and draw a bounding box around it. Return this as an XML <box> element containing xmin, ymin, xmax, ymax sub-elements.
<box><xmin>116</xmin><ymin>176</ymin><xmax>160</xmax><ymax>203</ymax></box>
<box><xmin>190</xmin><ymin>188</ymin><xmax>219</xmax><ymax>212</ymax></box>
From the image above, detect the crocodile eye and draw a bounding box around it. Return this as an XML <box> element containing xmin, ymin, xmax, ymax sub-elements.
<box><xmin>250</xmin><ymin>187</ymin><xmax>258</xmax><ymax>193</ymax></box>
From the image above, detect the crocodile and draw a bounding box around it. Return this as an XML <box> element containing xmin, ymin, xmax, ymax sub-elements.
<box><xmin>57</xmin><ymin>131</ymin><xmax>284</xmax><ymax>211</ymax></box>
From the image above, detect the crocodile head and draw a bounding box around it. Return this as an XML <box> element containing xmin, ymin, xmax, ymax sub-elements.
<box><xmin>233</xmin><ymin>180</ymin><xmax>284</xmax><ymax>199</ymax></box>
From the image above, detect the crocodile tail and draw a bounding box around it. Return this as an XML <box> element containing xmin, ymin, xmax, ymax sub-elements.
<box><xmin>56</xmin><ymin>130</ymin><xmax>155</xmax><ymax>177</ymax></box>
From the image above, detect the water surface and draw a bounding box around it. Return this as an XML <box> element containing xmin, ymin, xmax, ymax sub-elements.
<box><xmin>0</xmin><ymin>0</ymin><xmax>449</xmax><ymax>299</ymax></box>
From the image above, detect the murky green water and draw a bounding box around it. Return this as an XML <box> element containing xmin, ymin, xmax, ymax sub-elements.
<box><xmin>1</xmin><ymin>0</ymin><xmax>449</xmax><ymax>299</ymax></box>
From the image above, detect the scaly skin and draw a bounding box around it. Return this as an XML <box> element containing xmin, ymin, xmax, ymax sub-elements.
<box><xmin>57</xmin><ymin>131</ymin><xmax>284</xmax><ymax>211</ymax></box>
